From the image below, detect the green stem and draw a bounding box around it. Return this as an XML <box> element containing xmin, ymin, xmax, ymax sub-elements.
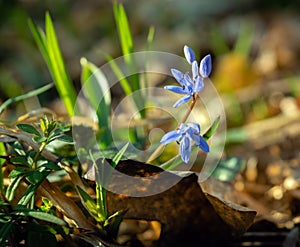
<box><xmin>32</xmin><ymin>141</ymin><xmax>47</xmax><ymax>169</ymax></box>
<box><xmin>146</xmin><ymin>93</ymin><xmax>199</xmax><ymax>163</ymax></box>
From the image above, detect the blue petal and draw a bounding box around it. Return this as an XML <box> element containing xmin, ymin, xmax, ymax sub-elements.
<box><xmin>192</xmin><ymin>61</ymin><xmax>199</xmax><ymax>80</ymax></box>
<box><xmin>184</xmin><ymin>45</ymin><xmax>196</xmax><ymax>65</ymax></box>
<box><xmin>194</xmin><ymin>76</ymin><xmax>204</xmax><ymax>93</ymax></box>
<box><xmin>173</xmin><ymin>95</ymin><xmax>192</xmax><ymax>108</ymax></box>
<box><xmin>164</xmin><ymin>85</ymin><xmax>186</xmax><ymax>94</ymax></box>
<box><xmin>199</xmin><ymin>54</ymin><xmax>212</xmax><ymax>78</ymax></box>
<box><xmin>183</xmin><ymin>72</ymin><xmax>194</xmax><ymax>88</ymax></box>
<box><xmin>187</xmin><ymin>123</ymin><xmax>200</xmax><ymax>134</ymax></box>
<box><xmin>180</xmin><ymin>136</ymin><xmax>192</xmax><ymax>163</ymax></box>
<box><xmin>160</xmin><ymin>130</ymin><xmax>181</xmax><ymax>144</ymax></box>
<box><xmin>171</xmin><ymin>69</ymin><xmax>186</xmax><ymax>87</ymax></box>
<box><xmin>198</xmin><ymin>136</ymin><xmax>210</xmax><ymax>153</ymax></box>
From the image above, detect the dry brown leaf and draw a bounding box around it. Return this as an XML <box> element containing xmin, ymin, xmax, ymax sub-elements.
<box><xmin>105</xmin><ymin>159</ymin><xmax>257</xmax><ymax>246</ymax></box>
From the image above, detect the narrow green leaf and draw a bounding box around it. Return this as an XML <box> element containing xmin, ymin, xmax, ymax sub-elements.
<box><xmin>8</xmin><ymin>167</ymin><xmax>28</xmax><ymax>178</ymax></box>
<box><xmin>47</xmin><ymin>121</ymin><xmax>57</xmax><ymax>134</ymax></box>
<box><xmin>17</xmin><ymin>124</ymin><xmax>41</xmax><ymax>136</ymax></box>
<box><xmin>203</xmin><ymin>116</ymin><xmax>220</xmax><ymax>141</ymax></box>
<box><xmin>10</xmin><ymin>156</ymin><xmax>30</xmax><ymax>166</ymax></box>
<box><xmin>41</xmin><ymin>161</ymin><xmax>61</xmax><ymax>171</ymax></box>
<box><xmin>103</xmin><ymin>52</ymin><xmax>132</xmax><ymax>95</ymax></box>
<box><xmin>54</xmin><ymin>135</ymin><xmax>74</xmax><ymax>143</ymax></box>
<box><xmin>29</xmin><ymin>13</ymin><xmax>77</xmax><ymax>117</ymax></box>
<box><xmin>111</xmin><ymin>142</ymin><xmax>129</xmax><ymax>169</ymax></box>
<box><xmin>44</xmin><ymin>12</ymin><xmax>77</xmax><ymax>117</ymax></box>
<box><xmin>147</xmin><ymin>26</ymin><xmax>155</xmax><ymax>49</ymax></box>
<box><xmin>5</xmin><ymin>176</ymin><xmax>23</xmax><ymax>201</ymax></box>
<box><xmin>17</xmin><ymin>172</ymin><xmax>48</xmax><ymax>207</ymax></box>
<box><xmin>234</xmin><ymin>20</ymin><xmax>254</xmax><ymax>56</ymax></box>
<box><xmin>26</xmin><ymin>171</ymin><xmax>43</xmax><ymax>185</ymax></box>
<box><xmin>28</xmin><ymin>18</ymin><xmax>51</xmax><ymax>66</ymax></box>
<box><xmin>33</xmin><ymin>136</ymin><xmax>47</xmax><ymax>143</ymax></box>
<box><xmin>0</xmin><ymin>221</ymin><xmax>13</xmax><ymax>247</ymax></box>
<box><xmin>16</xmin><ymin>210</ymin><xmax>66</xmax><ymax>226</ymax></box>
<box><xmin>76</xmin><ymin>186</ymin><xmax>104</xmax><ymax>222</ymax></box>
<box><xmin>80</xmin><ymin>58</ymin><xmax>112</xmax><ymax>148</ymax></box>
<box><xmin>113</xmin><ymin>3</ymin><xmax>134</xmax><ymax>56</ymax></box>
<box><xmin>0</xmin><ymin>83</ymin><xmax>53</xmax><ymax>115</ymax></box>
<box><xmin>0</xmin><ymin>143</ymin><xmax>5</xmax><ymax>193</ymax></box>
<box><xmin>113</xmin><ymin>3</ymin><xmax>141</xmax><ymax>100</ymax></box>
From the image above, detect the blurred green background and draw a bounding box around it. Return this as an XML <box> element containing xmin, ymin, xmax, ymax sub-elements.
<box><xmin>1</xmin><ymin>0</ymin><xmax>300</xmax><ymax>126</ymax></box>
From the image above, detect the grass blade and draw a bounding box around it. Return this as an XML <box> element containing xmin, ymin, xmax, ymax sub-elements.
<box><xmin>111</xmin><ymin>142</ymin><xmax>129</xmax><ymax>169</ymax></box>
<box><xmin>0</xmin><ymin>83</ymin><xmax>53</xmax><ymax>115</ymax></box>
<box><xmin>29</xmin><ymin>13</ymin><xmax>77</xmax><ymax>117</ymax></box>
<box><xmin>80</xmin><ymin>58</ymin><xmax>112</xmax><ymax>148</ymax></box>
<box><xmin>113</xmin><ymin>3</ymin><xmax>144</xmax><ymax>118</ymax></box>
<box><xmin>45</xmin><ymin>12</ymin><xmax>77</xmax><ymax>116</ymax></box>
<box><xmin>102</xmin><ymin>52</ymin><xmax>133</xmax><ymax>96</ymax></box>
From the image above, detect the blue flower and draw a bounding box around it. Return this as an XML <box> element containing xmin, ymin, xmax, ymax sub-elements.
<box><xmin>165</xmin><ymin>69</ymin><xmax>204</xmax><ymax>108</ymax></box>
<box><xmin>160</xmin><ymin>123</ymin><xmax>209</xmax><ymax>163</ymax></box>
<box><xmin>184</xmin><ymin>45</ymin><xmax>196</xmax><ymax>64</ymax></box>
<box><xmin>184</xmin><ymin>45</ymin><xmax>212</xmax><ymax>78</ymax></box>
<box><xmin>199</xmin><ymin>54</ymin><xmax>212</xmax><ymax>78</ymax></box>
<box><xmin>164</xmin><ymin>45</ymin><xmax>212</xmax><ymax>108</ymax></box>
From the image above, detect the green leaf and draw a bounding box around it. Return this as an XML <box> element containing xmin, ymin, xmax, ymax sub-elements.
<box><xmin>33</xmin><ymin>136</ymin><xmax>47</xmax><ymax>143</ymax></box>
<box><xmin>0</xmin><ymin>221</ymin><xmax>14</xmax><ymax>247</ymax></box>
<box><xmin>102</xmin><ymin>52</ymin><xmax>132</xmax><ymax>96</ymax></box>
<box><xmin>113</xmin><ymin>3</ymin><xmax>134</xmax><ymax>57</ymax></box>
<box><xmin>42</xmin><ymin>161</ymin><xmax>61</xmax><ymax>171</ymax></box>
<box><xmin>17</xmin><ymin>171</ymin><xmax>48</xmax><ymax>207</ymax></box>
<box><xmin>26</xmin><ymin>171</ymin><xmax>43</xmax><ymax>185</ymax></box>
<box><xmin>29</xmin><ymin>13</ymin><xmax>77</xmax><ymax>117</ymax></box>
<box><xmin>52</xmin><ymin>135</ymin><xmax>74</xmax><ymax>143</ymax></box>
<box><xmin>5</xmin><ymin>176</ymin><xmax>23</xmax><ymax>201</ymax></box>
<box><xmin>17</xmin><ymin>124</ymin><xmax>41</xmax><ymax>136</ymax></box>
<box><xmin>28</xmin><ymin>18</ymin><xmax>51</xmax><ymax>66</ymax></box>
<box><xmin>0</xmin><ymin>83</ymin><xmax>53</xmax><ymax>115</ymax></box>
<box><xmin>47</xmin><ymin>120</ymin><xmax>57</xmax><ymax>134</ymax></box>
<box><xmin>45</xmin><ymin>12</ymin><xmax>77</xmax><ymax>117</ymax></box>
<box><xmin>10</xmin><ymin>156</ymin><xmax>30</xmax><ymax>166</ymax></box>
<box><xmin>16</xmin><ymin>210</ymin><xmax>66</xmax><ymax>226</ymax></box>
<box><xmin>234</xmin><ymin>20</ymin><xmax>254</xmax><ymax>57</ymax></box>
<box><xmin>40</xmin><ymin>117</ymin><xmax>47</xmax><ymax>133</ymax></box>
<box><xmin>104</xmin><ymin>210</ymin><xmax>125</xmax><ymax>239</ymax></box>
<box><xmin>111</xmin><ymin>142</ymin><xmax>129</xmax><ymax>169</ymax></box>
<box><xmin>159</xmin><ymin>146</ymin><xmax>198</xmax><ymax>171</ymax></box>
<box><xmin>76</xmin><ymin>186</ymin><xmax>104</xmax><ymax>222</ymax></box>
<box><xmin>0</xmin><ymin>143</ymin><xmax>5</xmax><ymax>193</ymax></box>
<box><xmin>203</xmin><ymin>116</ymin><xmax>220</xmax><ymax>141</ymax></box>
<box><xmin>8</xmin><ymin>167</ymin><xmax>28</xmax><ymax>178</ymax></box>
<box><xmin>80</xmin><ymin>58</ymin><xmax>112</xmax><ymax>148</ymax></box>
<box><xmin>212</xmin><ymin>157</ymin><xmax>246</xmax><ymax>182</ymax></box>
<box><xmin>112</xmin><ymin>3</ymin><xmax>144</xmax><ymax>118</ymax></box>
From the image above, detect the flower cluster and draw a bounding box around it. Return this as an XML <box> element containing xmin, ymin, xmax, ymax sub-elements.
<box><xmin>161</xmin><ymin>123</ymin><xmax>209</xmax><ymax>163</ymax></box>
<box><xmin>164</xmin><ymin>45</ymin><xmax>212</xmax><ymax>108</ymax></box>
<box><xmin>161</xmin><ymin>45</ymin><xmax>212</xmax><ymax>163</ymax></box>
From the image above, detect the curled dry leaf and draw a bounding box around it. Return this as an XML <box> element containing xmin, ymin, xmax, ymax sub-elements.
<box><xmin>104</xmin><ymin>159</ymin><xmax>257</xmax><ymax>246</ymax></box>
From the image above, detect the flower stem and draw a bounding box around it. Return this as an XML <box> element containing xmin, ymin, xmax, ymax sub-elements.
<box><xmin>146</xmin><ymin>93</ymin><xmax>199</xmax><ymax>163</ymax></box>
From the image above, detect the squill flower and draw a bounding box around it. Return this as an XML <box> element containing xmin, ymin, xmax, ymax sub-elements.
<box><xmin>165</xmin><ymin>45</ymin><xmax>212</xmax><ymax>108</ymax></box>
<box><xmin>160</xmin><ymin>122</ymin><xmax>209</xmax><ymax>163</ymax></box>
